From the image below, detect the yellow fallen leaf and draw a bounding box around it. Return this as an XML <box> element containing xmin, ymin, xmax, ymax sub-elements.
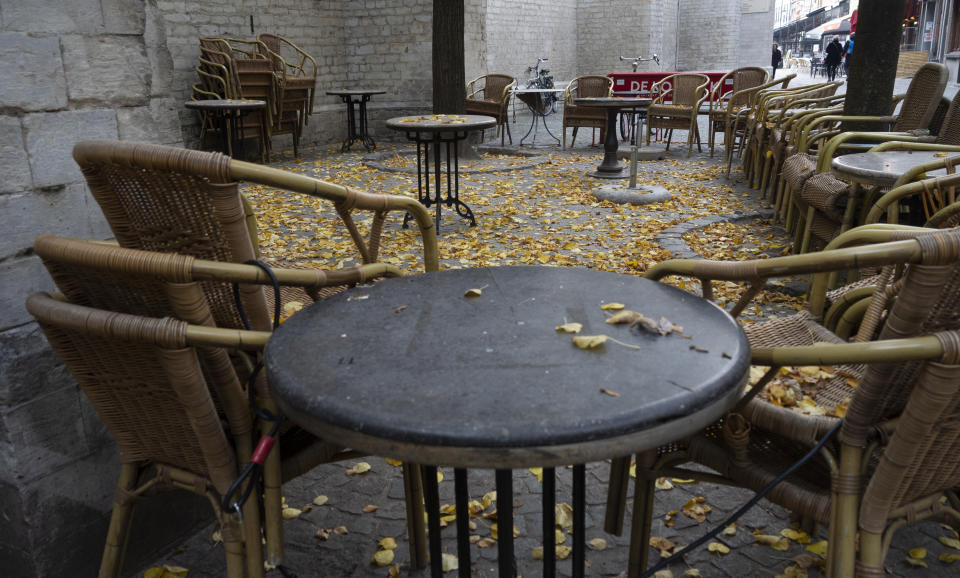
<box><xmin>437</xmin><ymin>470</ymin><xmax>444</xmax><ymax>483</ymax></box>
<box><xmin>346</xmin><ymin>462</ymin><xmax>371</xmax><ymax>475</ymax></box>
<box><xmin>684</xmin><ymin>570</ymin><xmax>701</xmax><ymax>577</ymax></box>
<box><xmin>333</xmin><ymin>525</ymin><xmax>349</xmax><ymax>534</ymax></box>
<box><xmin>531</xmin><ymin>546</ymin><xmax>544</xmax><ymax>560</ymax></box>
<box><xmin>556</xmin><ymin>545</ymin><xmax>572</xmax><ymax>560</ymax></box>
<box><xmin>806</xmin><ymin>540</ymin><xmax>828</xmax><ymax>556</ymax></box>
<box><xmin>653</xmin><ymin>570</ymin><xmax>673</xmax><ymax>578</ymax></box>
<box><xmin>210</xmin><ymin>528</ymin><xmax>222</xmax><ymax>543</ymax></box>
<box><xmin>464</xmin><ymin>286</ymin><xmax>485</xmax><ymax>297</ymax></box>
<box><xmin>315</xmin><ymin>528</ymin><xmax>331</xmax><ymax>540</ymax></box>
<box><xmin>600</xmin><ymin>302</ymin><xmax>625</xmax><ymax>310</ymax></box>
<box><xmin>904</xmin><ymin>556</ymin><xmax>927</xmax><ymax>568</ymax></box>
<box><xmin>572</xmin><ymin>334</ymin><xmax>608</xmax><ymax>349</ymax></box>
<box><xmin>385</xmin><ymin>458</ymin><xmax>402</xmax><ymax>467</ymax></box>
<box><xmin>723</xmin><ymin>523</ymin><xmax>738</xmax><ymax>536</ymax></box>
<box><xmin>670</xmin><ymin>478</ymin><xmax>695</xmax><ymax>484</ymax></box>
<box><xmin>441</xmin><ymin>553</ymin><xmax>458</xmax><ymax>572</ymax></box>
<box><xmin>476</xmin><ymin>537</ymin><xmax>497</xmax><ymax>548</ymax></box>
<box><xmin>529</xmin><ymin>467</ymin><xmax>543</xmax><ymax>482</ymax></box>
<box><xmin>312</xmin><ymin>495</ymin><xmax>329</xmax><ymax>506</ymax></box>
<box><xmin>555</xmin><ymin>502</ymin><xmax>574</xmax><ymax>530</ymax></box>
<box><xmin>144</xmin><ymin>566</ymin><xmax>189</xmax><ymax>578</ymax></box>
<box><xmin>940</xmin><ymin>552</ymin><xmax>960</xmax><ymax>563</ymax></box>
<box><xmin>940</xmin><ymin>536</ymin><xmax>960</xmax><ymax>550</ymax></box>
<box><xmin>606</xmin><ymin>310</ymin><xmax>642</xmax><ymax>324</ymax></box>
<box><xmin>708</xmin><ymin>542</ymin><xmax>730</xmax><ymax>555</ymax></box>
<box><xmin>908</xmin><ymin>547</ymin><xmax>926</xmax><ymax>559</ymax></box>
<box><xmin>555</xmin><ymin>322</ymin><xmax>583</xmax><ymax>333</ymax></box>
<box><xmin>371</xmin><ymin>549</ymin><xmax>394</xmax><ymax>566</ymax></box>
<box><xmin>378</xmin><ymin>537</ymin><xmax>398</xmax><ymax>550</ymax></box>
<box><xmin>588</xmin><ymin>537</ymin><xmax>607</xmax><ymax>550</ymax></box>
<box><xmin>781</xmin><ymin>528</ymin><xmax>811</xmax><ymax>544</ymax></box>
<box><xmin>362</xmin><ymin>504</ymin><xmax>379</xmax><ymax>513</ymax></box>
<box><xmin>655</xmin><ymin>477</ymin><xmax>674</xmax><ymax>490</ymax></box>
<box><xmin>599</xmin><ymin>387</ymin><xmax>620</xmax><ymax>397</ymax></box>
<box><xmin>280</xmin><ymin>301</ymin><xmax>304</xmax><ymax>323</ymax></box>
<box><xmin>754</xmin><ymin>534</ymin><xmax>790</xmax><ymax>551</ymax></box>
<box><xmin>482</xmin><ymin>491</ymin><xmax>496</xmax><ymax>509</ymax></box>
<box><xmin>281</xmin><ymin>507</ymin><xmax>302</xmax><ymax>519</ymax></box>
<box><xmin>388</xmin><ymin>564</ymin><xmax>400</xmax><ymax>577</ymax></box>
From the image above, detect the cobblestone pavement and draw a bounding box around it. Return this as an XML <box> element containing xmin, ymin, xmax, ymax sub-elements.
<box><xmin>138</xmin><ymin>86</ymin><xmax>959</xmax><ymax>577</ymax></box>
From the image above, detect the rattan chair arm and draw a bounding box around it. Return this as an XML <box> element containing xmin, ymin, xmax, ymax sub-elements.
<box><xmin>800</xmin><ymin>115</ymin><xmax>897</xmax><ymax>153</ymax></box>
<box><xmin>185</xmin><ymin>324</ymin><xmax>271</xmax><ymax>351</ymax></box>
<box><xmin>925</xmin><ymin>200</ymin><xmax>960</xmax><ymax>227</ymax></box>
<box><xmin>465</xmin><ymin>76</ymin><xmax>483</xmax><ymax>99</ymax></box>
<box><xmin>228</xmin><ymin>160</ymin><xmax>439</xmax><ymax>272</ymax></box>
<box><xmin>869</xmin><ymin>141</ymin><xmax>960</xmax><ymax>152</ymax></box>
<box><xmin>751</xmin><ymin>333</ymin><xmax>948</xmax><ymax>366</ymax></box>
<box><xmin>822</xmin><ymin>287</ymin><xmax>877</xmax><ymax>333</ymax></box>
<box><xmin>191</xmin><ymin>260</ymin><xmax>404</xmax><ymax>287</ymax></box>
<box><xmin>817</xmin><ymin>132</ymin><xmax>922</xmax><ymax>170</ymax></box>
<box><xmin>866</xmin><ymin>169</ymin><xmax>960</xmax><ymax>224</ymax></box>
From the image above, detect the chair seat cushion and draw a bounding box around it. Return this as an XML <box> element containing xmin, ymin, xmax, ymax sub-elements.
<box><xmin>799</xmin><ymin>172</ymin><xmax>850</xmax><ymax>219</ymax></box>
<box><xmin>648</xmin><ymin>104</ymin><xmax>694</xmax><ymax>118</ymax></box>
<box><xmin>781</xmin><ymin>152</ymin><xmax>818</xmax><ymax>191</ymax></box>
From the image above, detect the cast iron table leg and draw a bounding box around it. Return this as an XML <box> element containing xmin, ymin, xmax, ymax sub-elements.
<box><xmin>495</xmin><ymin>469</ymin><xmax>517</xmax><ymax>577</ymax></box>
<box><xmin>454</xmin><ymin>469</ymin><xmax>471</xmax><ymax>577</ymax></box>
<box><xmin>358</xmin><ymin>95</ymin><xmax>376</xmax><ymax>150</ymax></box>
<box><xmin>542</xmin><ymin>467</ymin><xmax>556</xmax><ymax>577</ymax></box>
<box><xmin>423</xmin><ymin>465</ymin><xmax>443</xmax><ymax>577</ymax></box>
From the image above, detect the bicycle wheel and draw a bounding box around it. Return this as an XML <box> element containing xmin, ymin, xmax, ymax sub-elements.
<box><xmin>619</xmin><ymin>113</ymin><xmax>633</xmax><ymax>142</ymax></box>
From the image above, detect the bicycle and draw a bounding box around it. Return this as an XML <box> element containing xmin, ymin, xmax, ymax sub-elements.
<box><xmin>617</xmin><ymin>54</ymin><xmax>660</xmax><ymax>143</ymax></box>
<box><xmin>525</xmin><ymin>57</ymin><xmax>557</xmax><ymax>115</ymax></box>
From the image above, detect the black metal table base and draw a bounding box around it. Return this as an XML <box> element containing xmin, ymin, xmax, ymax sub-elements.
<box><xmin>336</xmin><ymin>94</ymin><xmax>377</xmax><ymax>152</ymax></box>
<box><xmin>401</xmin><ymin>131</ymin><xmax>476</xmax><ymax>234</ymax></box>
<box><xmin>422</xmin><ymin>465</ymin><xmax>587</xmax><ymax>577</ymax></box>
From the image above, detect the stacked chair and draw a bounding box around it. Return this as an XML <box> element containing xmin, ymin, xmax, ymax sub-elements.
<box><xmin>645</xmin><ymin>73</ymin><xmax>710</xmax><ymax>157</ymax></box>
<box><xmin>561</xmin><ymin>75</ymin><xmax>614</xmax><ymax>148</ymax></box>
<box><xmin>464</xmin><ymin>74</ymin><xmax>516</xmax><ymax>145</ymax></box>
<box><xmin>604</xmin><ymin>220</ymin><xmax>960</xmax><ymax>577</ymax></box>
<box><xmin>194</xmin><ymin>35</ymin><xmax>319</xmax><ymax>159</ymax></box>
<box><xmin>776</xmin><ymin>63</ymin><xmax>948</xmax><ymax>251</ymax></box>
<box><xmin>705</xmin><ymin>66</ymin><xmax>768</xmax><ymax>157</ymax></box>
<box><xmin>38</xmin><ymin>139</ymin><xmax>440</xmax><ymax>575</ymax></box>
<box><xmin>722</xmin><ymin>73</ymin><xmax>798</xmax><ymax>172</ymax></box>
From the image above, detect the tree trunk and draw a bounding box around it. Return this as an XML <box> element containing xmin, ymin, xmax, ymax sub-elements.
<box><xmin>433</xmin><ymin>0</ymin><xmax>481</xmax><ymax>159</ymax></box>
<box><xmin>433</xmin><ymin>0</ymin><xmax>465</xmax><ymax>115</ymax></box>
<box><xmin>842</xmin><ymin>0</ymin><xmax>907</xmax><ymax>131</ymax></box>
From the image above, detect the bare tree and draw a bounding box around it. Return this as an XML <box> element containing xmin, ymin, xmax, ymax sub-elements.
<box><xmin>842</xmin><ymin>0</ymin><xmax>908</xmax><ymax>130</ymax></box>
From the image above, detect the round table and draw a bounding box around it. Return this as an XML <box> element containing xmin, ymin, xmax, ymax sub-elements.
<box><xmin>184</xmin><ymin>99</ymin><xmax>267</xmax><ymax>159</ymax></box>
<box><xmin>385</xmin><ymin>115</ymin><xmax>496</xmax><ymax>234</ymax></box>
<box><xmin>512</xmin><ymin>87</ymin><xmax>567</xmax><ymax>145</ymax></box>
<box><xmin>574</xmin><ymin>97</ymin><xmax>652</xmax><ymax>178</ymax></box>
<box><xmin>326</xmin><ymin>89</ymin><xmax>386</xmax><ymax>152</ymax></box>
<box><xmin>265</xmin><ymin>266</ymin><xmax>749</xmax><ymax>577</ymax></box>
<box><xmin>831</xmin><ymin>150</ymin><xmax>956</xmax><ymax>187</ymax></box>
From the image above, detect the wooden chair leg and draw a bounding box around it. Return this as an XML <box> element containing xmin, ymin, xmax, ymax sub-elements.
<box><xmin>98</xmin><ymin>463</ymin><xmax>142</xmax><ymax>578</ymax></box>
<box><xmin>604</xmin><ymin>456</ymin><xmax>631</xmax><ymax>535</ymax></box>
<box><xmin>627</xmin><ymin>451</ymin><xmax>657</xmax><ymax>578</ymax></box>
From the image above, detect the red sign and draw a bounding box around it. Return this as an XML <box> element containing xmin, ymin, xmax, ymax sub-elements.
<box><xmin>608</xmin><ymin>71</ymin><xmax>732</xmax><ymax>103</ymax></box>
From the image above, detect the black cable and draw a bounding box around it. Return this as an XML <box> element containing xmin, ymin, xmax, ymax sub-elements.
<box><xmin>639</xmin><ymin>420</ymin><xmax>843</xmax><ymax>577</ymax></box>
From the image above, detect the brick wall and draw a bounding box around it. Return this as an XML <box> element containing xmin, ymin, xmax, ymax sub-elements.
<box><xmin>485</xmin><ymin>0</ymin><xmax>578</xmax><ymax>84</ymax></box>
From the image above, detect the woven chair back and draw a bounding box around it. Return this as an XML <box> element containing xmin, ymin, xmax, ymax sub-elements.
<box><xmin>573</xmin><ymin>75</ymin><xmax>613</xmax><ymax>99</ymax></box>
<box><xmin>481</xmin><ymin>74</ymin><xmax>513</xmax><ymax>101</ymax></box>
<box><xmin>892</xmin><ymin>62</ymin><xmax>948</xmax><ymax>131</ymax></box>
<box><xmin>728</xmin><ymin>67</ymin><xmax>768</xmax><ymax>108</ymax></box>
<box><xmin>670</xmin><ymin>73</ymin><xmax>709</xmax><ymax>108</ymax></box>
<box><xmin>25</xmin><ymin>293</ymin><xmax>238</xmax><ymax>495</ymax></box>
<box><xmin>933</xmin><ymin>89</ymin><xmax>960</xmax><ymax>145</ymax></box>
<box><xmin>840</xmin><ymin>229</ymin><xmax>960</xmax><ymax>527</ymax></box>
<box><xmin>73</xmin><ymin>140</ymin><xmax>272</xmax><ymax>332</ymax></box>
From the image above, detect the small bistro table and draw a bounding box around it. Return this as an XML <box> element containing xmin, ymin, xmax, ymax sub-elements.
<box><xmin>830</xmin><ymin>150</ymin><xmax>958</xmax><ymax>227</ymax></box>
<box><xmin>385</xmin><ymin>114</ymin><xmax>497</xmax><ymax>234</ymax></box>
<box><xmin>574</xmin><ymin>97</ymin><xmax>652</xmax><ymax>178</ymax></box>
<box><xmin>513</xmin><ymin>87</ymin><xmax>567</xmax><ymax>145</ymax></box>
<box><xmin>184</xmin><ymin>98</ymin><xmax>267</xmax><ymax>160</ymax></box>
<box><xmin>327</xmin><ymin>89</ymin><xmax>386</xmax><ymax>152</ymax></box>
<box><xmin>265</xmin><ymin>266</ymin><xmax>750</xmax><ymax>577</ymax></box>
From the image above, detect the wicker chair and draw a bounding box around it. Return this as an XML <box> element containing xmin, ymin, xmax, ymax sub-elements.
<box><xmin>722</xmin><ymin>74</ymin><xmax>796</xmax><ymax>173</ymax></box>
<box><xmin>72</xmin><ymin>139</ymin><xmax>437</xmax><ymax>567</ymax></box>
<box><xmin>778</xmin><ymin>63</ymin><xmax>948</xmax><ymax>246</ymax></box>
<box><xmin>561</xmin><ymin>75</ymin><xmax>613</xmax><ymax>149</ymax></box>
<box><xmin>257</xmin><ymin>33</ymin><xmax>318</xmax><ymax>121</ymax></box>
<box><xmin>645</xmin><ymin>73</ymin><xmax>710</xmax><ymax>157</ymax></box>
<box><xmin>793</xmin><ymin>85</ymin><xmax>960</xmax><ymax>253</ymax></box>
<box><xmin>706</xmin><ymin>67</ymin><xmax>768</xmax><ymax>157</ymax></box>
<box><xmin>464</xmin><ymin>74</ymin><xmax>516</xmax><ymax>145</ymax></box>
<box><xmin>25</xmin><ymin>292</ymin><xmax>274</xmax><ymax>578</ymax></box>
<box><xmin>609</xmin><ymin>227</ymin><xmax>960</xmax><ymax>577</ymax></box>
<box><xmin>30</xmin><ymin>234</ymin><xmax>423</xmax><ymax>572</ymax></box>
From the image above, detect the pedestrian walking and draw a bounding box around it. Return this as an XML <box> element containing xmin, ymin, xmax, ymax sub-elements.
<box><xmin>771</xmin><ymin>43</ymin><xmax>783</xmax><ymax>79</ymax></box>
<box><xmin>825</xmin><ymin>36</ymin><xmax>843</xmax><ymax>82</ymax></box>
<box><xmin>843</xmin><ymin>34</ymin><xmax>854</xmax><ymax>75</ymax></box>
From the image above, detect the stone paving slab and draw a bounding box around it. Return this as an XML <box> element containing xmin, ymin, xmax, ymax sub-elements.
<box><xmin>135</xmin><ymin>105</ymin><xmax>960</xmax><ymax>577</ymax></box>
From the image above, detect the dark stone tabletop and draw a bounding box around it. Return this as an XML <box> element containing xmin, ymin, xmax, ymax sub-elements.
<box><xmin>265</xmin><ymin>266</ymin><xmax>749</xmax><ymax>468</ymax></box>
<box><xmin>184</xmin><ymin>98</ymin><xmax>266</xmax><ymax>111</ymax></box>
<box><xmin>831</xmin><ymin>150</ymin><xmax>956</xmax><ymax>186</ymax></box>
<box><xmin>326</xmin><ymin>89</ymin><xmax>387</xmax><ymax>97</ymax></box>
<box><xmin>385</xmin><ymin>114</ymin><xmax>497</xmax><ymax>133</ymax></box>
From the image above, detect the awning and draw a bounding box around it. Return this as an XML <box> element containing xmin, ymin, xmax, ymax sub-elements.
<box><xmin>805</xmin><ymin>16</ymin><xmax>852</xmax><ymax>41</ymax></box>
<box><xmin>850</xmin><ymin>9</ymin><xmax>858</xmax><ymax>33</ymax></box>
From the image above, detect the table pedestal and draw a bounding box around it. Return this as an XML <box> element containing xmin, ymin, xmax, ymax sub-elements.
<box><xmin>589</xmin><ymin>108</ymin><xmax>628</xmax><ymax>179</ymax></box>
<box><xmin>336</xmin><ymin>93</ymin><xmax>376</xmax><ymax>151</ymax></box>
<box><xmin>400</xmin><ymin>130</ymin><xmax>476</xmax><ymax>234</ymax></box>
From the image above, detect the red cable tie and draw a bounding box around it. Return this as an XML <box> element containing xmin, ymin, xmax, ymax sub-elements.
<box><xmin>250</xmin><ymin>435</ymin><xmax>276</xmax><ymax>465</ymax></box>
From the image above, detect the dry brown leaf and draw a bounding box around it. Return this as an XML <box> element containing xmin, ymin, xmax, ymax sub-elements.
<box><xmin>572</xmin><ymin>334</ymin><xmax>608</xmax><ymax>349</ymax></box>
<box><xmin>555</xmin><ymin>322</ymin><xmax>583</xmax><ymax>333</ymax></box>
<box><xmin>362</xmin><ymin>504</ymin><xmax>379</xmax><ymax>513</ymax></box>
<box><xmin>599</xmin><ymin>387</ymin><xmax>620</xmax><ymax>397</ymax></box>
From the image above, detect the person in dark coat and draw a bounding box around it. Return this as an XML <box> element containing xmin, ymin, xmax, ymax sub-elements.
<box><xmin>771</xmin><ymin>43</ymin><xmax>783</xmax><ymax>79</ymax></box>
<box><xmin>825</xmin><ymin>36</ymin><xmax>843</xmax><ymax>82</ymax></box>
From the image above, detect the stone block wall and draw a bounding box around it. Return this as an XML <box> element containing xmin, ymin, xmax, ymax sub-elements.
<box><xmin>484</xmin><ymin>0</ymin><xmax>578</xmax><ymax>84</ymax></box>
